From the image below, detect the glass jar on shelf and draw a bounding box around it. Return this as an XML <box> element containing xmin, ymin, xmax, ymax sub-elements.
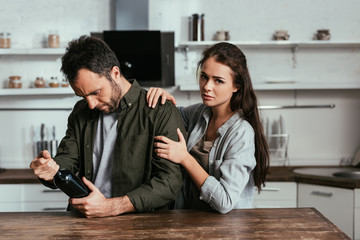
<box><xmin>48</xmin><ymin>31</ymin><xmax>60</xmax><ymax>48</ymax></box>
<box><xmin>8</xmin><ymin>75</ymin><xmax>22</xmax><ymax>88</ymax></box>
<box><xmin>0</xmin><ymin>32</ymin><xmax>11</xmax><ymax>48</ymax></box>
<box><xmin>61</xmin><ymin>79</ymin><xmax>69</xmax><ymax>87</ymax></box>
<box><xmin>49</xmin><ymin>76</ymin><xmax>59</xmax><ymax>87</ymax></box>
<box><xmin>34</xmin><ymin>77</ymin><xmax>45</xmax><ymax>88</ymax></box>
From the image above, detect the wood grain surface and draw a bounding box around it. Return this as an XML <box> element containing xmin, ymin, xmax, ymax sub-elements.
<box><xmin>0</xmin><ymin>208</ymin><xmax>350</xmax><ymax>239</ymax></box>
<box><xmin>2</xmin><ymin>167</ymin><xmax>360</xmax><ymax>189</ymax></box>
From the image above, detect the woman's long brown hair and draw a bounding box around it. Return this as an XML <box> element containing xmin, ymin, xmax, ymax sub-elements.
<box><xmin>198</xmin><ymin>42</ymin><xmax>269</xmax><ymax>192</ymax></box>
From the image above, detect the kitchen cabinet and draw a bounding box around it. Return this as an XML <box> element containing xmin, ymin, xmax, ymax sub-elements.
<box><xmin>0</xmin><ymin>184</ymin><xmax>68</xmax><ymax>212</ymax></box>
<box><xmin>253</xmin><ymin>182</ymin><xmax>297</xmax><ymax>208</ymax></box>
<box><xmin>298</xmin><ymin>183</ymin><xmax>356</xmax><ymax>239</ymax></box>
<box><xmin>355</xmin><ymin>189</ymin><xmax>360</xmax><ymax>240</ymax></box>
<box><xmin>176</xmin><ymin>41</ymin><xmax>360</xmax><ymax>91</ymax></box>
<box><xmin>0</xmin><ymin>184</ymin><xmax>22</xmax><ymax>211</ymax></box>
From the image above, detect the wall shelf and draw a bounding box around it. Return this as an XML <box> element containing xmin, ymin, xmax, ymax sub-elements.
<box><xmin>0</xmin><ymin>48</ymin><xmax>66</xmax><ymax>55</ymax></box>
<box><xmin>179</xmin><ymin>82</ymin><xmax>360</xmax><ymax>91</ymax></box>
<box><xmin>177</xmin><ymin>41</ymin><xmax>360</xmax><ymax>49</ymax></box>
<box><xmin>0</xmin><ymin>88</ymin><xmax>74</xmax><ymax>96</ymax></box>
<box><xmin>177</xmin><ymin>40</ymin><xmax>360</xmax><ymax>91</ymax></box>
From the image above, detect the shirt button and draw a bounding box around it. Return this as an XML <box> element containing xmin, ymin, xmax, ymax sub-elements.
<box><xmin>86</xmin><ymin>145</ymin><xmax>90</xmax><ymax>149</ymax></box>
<box><xmin>128</xmin><ymin>103</ymin><xmax>132</xmax><ymax>107</ymax></box>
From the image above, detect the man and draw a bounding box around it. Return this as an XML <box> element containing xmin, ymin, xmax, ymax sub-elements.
<box><xmin>30</xmin><ymin>35</ymin><xmax>185</xmax><ymax>218</ymax></box>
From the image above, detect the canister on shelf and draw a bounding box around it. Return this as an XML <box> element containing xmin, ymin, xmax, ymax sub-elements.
<box><xmin>191</xmin><ymin>14</ymin><xmax>199</xmax><ymax>41</ymax></box>
<box><xmin>48</xmin><ymin>33</ymin><xmax>60</xmax><ymax>48</ymax></box>
<box><xmin>49</xmin><ymin>76</ymin><xmax>59</xmax><ymax>87</ymax></box>
<box><xmin>8</xmin><ymin>75</ymin><xmax>22</xmax><ymax>88</ymax></box>
<box><xmin>200</xmin><ymin>14</ymin><xmax>205</xmax><ymax>41</ymax></box>
<box><xmin>190</xmin><ymin>14</ymin><xmax>205</xmax><ymax>41</ymax></box>
<box><xmin>0</xmin><ymin>32</ymin><xmax>11</xmax><ymax>48</ymax></box>
<box><xmin>34</xmin><ymin>77</ymin><xmax>45</xmax><ymax>88</ymax></box>
<box><xmin>61</xmin><ymin>79</ymin><xmax>69</xmax><ymax>87</ymax></box>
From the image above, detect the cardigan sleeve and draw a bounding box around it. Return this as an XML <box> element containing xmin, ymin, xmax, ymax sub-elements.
<box><xmin>199</xmin><ymin>120</ymin><xmax>256</xmax><ymax>213</ymax></box>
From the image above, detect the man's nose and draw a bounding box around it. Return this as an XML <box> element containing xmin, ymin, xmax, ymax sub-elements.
<box><xmin>86</xmin><ymin>96</ymin><xmax>98</xmax><ymax>109</ymax></box>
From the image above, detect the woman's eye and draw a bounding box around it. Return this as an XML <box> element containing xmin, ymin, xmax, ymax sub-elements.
<box><xmin>215</xmin><ymin>79</ymin><xmax>224</xmax><ymax>84</ymax></box>
<box><xmin>200</xmin><ymin>74</ymin><xmax>208</xmax><ymax>80</ymax></box>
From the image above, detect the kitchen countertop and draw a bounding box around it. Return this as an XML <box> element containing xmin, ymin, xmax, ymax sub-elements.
<box><xmin>266</xmin><ymin>166</ymin><xmax>360</xmax><ymax>189</ymax></box>
<box><xmin>0</xmin><ymin>168</ymin><xmax>39</xmax><ymax>184</ymax></box>
<box><xmin>0</xmin><ymin>209</ymin><xmax>350</xmax><ymax>239</ymax></box>
<box><xmin>1</xmin><ymin>166</ymin><xmax>359</xmax><ymax>188</ymax></box>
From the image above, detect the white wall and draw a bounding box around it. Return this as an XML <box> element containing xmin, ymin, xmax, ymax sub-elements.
<box><xmin>0</xmin><ymin>0</ymin><xmax>115</xmax><ymax>168</ymax></box>
<box><xmin>149</xmin><ymin>0</ymin><xmax>360</xmax><ymax>166</ymax></box>
<box><xmin>0</xmin><ymin>0</ymin><xmax>359</xmax><ymax>168</ymax></box>
<box><xmin>149</xmin><ymin>0</ymin><xmax>360</xmax><ymax>42</ymax></box>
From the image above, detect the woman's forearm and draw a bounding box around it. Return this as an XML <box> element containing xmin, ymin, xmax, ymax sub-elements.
<box><xmin>181</xmin><ymin>153</ymin><xmax>209</xmax><ymax>190</ymax></box>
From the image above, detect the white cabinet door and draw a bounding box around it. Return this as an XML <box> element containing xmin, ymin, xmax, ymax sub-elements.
<box><xmin>22</xmin><ymin>184</ymin><xmax>68</xmax><ymax>212</ymax></box>
<box><xmin>298</xmin><ymin>183</ymin><xmax>354</xmax><ymax>239</ymax></box>
<box><xmin>0</xmin><ymin>184</ymin><xmax>22</xmax><ymax>212</ymax></box>
<box><xmin>355</xmin><ymin>189</ymin><xmax>360</xmax><ymax>240</ymax></box>
<box><xmin>254</xmin><ymin>182</ymin><xmax>297</xmax><ymax>208</ymax></box>
<box><xmin>0</xmin><ymin>184</ymin><xmax>68</xmax><ymax>212</ymax></box>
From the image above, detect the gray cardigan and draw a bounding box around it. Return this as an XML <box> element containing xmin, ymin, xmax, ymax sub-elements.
<box><xmin>176</xmin><ymin>103</ymin><xmax>256</xmax><ymax>213</ymax></box>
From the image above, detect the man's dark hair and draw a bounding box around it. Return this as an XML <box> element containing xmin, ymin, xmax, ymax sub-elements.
<box><xmin>61</xmin><ymin>35</ymin><xmax>120</xmax><ymax>84</ymax></box>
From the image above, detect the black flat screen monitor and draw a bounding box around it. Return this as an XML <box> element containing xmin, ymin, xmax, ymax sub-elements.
<box><xmin>103</xmin><ymin>31</ymin><xmax>174</xmax><ymax>87</ymax></box>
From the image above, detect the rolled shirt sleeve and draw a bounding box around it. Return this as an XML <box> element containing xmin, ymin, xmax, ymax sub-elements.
<box><xmin>199</xmin><ymin>120</ymin><xmax>256</xmax><ymax>213</ymax></box>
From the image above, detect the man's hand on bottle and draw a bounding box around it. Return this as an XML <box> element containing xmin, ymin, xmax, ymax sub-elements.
<box><xmin>29</xmin><ymin>150</ymin><xmax>59</xmax><ymax>181</ymax></box>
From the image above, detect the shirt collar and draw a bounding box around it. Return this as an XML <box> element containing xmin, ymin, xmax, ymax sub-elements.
<box><xmin>201</xmin><ymin>106</ymin><xmax>244</xmax><ymax>136</ymax></box>
<box><xmin>217</xmin><ymin>111</ymin><xmax>244</xmax><ymax>136</ymax></box>
<box><xmin>119</xmin><ymin>79</ymin><xmax>141</xmax><ymax>110</ymax></box>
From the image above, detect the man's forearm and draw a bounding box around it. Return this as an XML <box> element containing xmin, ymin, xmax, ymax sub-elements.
<box><xmin>108</xmin><ymin>195</ymin><xmax>136</xmax><ymax>216</ymax></box>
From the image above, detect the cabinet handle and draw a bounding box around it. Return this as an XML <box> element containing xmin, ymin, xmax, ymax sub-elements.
<box><xmin>311</xmin><ymin>191</ymin><xmax>333</xmax><ymax>197</ymax></box>
<box><xmin>43</xmin><ymin>207</ymin><xmax>67</xmax><ymax>211</ymax></box>
<box><xmin>262</xmin><ymin>187</ymin><xmax>280</xmax><ymax>192</ymax></box>
<box><xmin>42</xmin><ymin>189</ymin><xmax>62</xmax><ymax>193</ymax></box>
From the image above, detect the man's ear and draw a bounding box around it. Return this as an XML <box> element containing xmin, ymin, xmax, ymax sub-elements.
<box><xmin>111</xmin><ymin>66</ymin><xmax>121</xmax><ymax>80</ymax></box>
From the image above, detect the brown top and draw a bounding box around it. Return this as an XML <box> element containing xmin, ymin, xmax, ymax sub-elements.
<box><xmin>0</xmin><ymin>209</ymin><xmax>349</xmax><ymax>239</ymax></box>
<box><xmin>188</xmin><ymin>137</ymin><xmax>214</xmax><ymax>210</ymax></box>
<box><xmin>189</xmin><ymin>137</ymin><xmax>213</xmax><ymax>173</ymax></box>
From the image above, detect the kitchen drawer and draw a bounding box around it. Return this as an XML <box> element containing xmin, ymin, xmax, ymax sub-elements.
<box><xmin>23</xmin><ymin>202</ymin><xmax>67</xmax><ymax>212</ymax></box>
<box><xmin>0</xmin><ymin>184</ymin><xmax>22</xmax><ymax>202</ymax></box>
<box><xmin>0</xmin><ymin>203</ymin><xmax>22</xmax><ymax>212</ymax></box>
<box><xmin>254</xmin><ymin>182</ymin><xmax>297</xmax><ymax>200</ymax></box>
<box><xmin>254</xmin><ymin>182</ymin><xmax>297</xmax><ymax>208</ymax></box>
<box><xmin>253</xmin><ymin>200</ymin><xmax>296</xmax><ymax>208</ymax></box>
<box><xmin>22</xmin><ymin>184</ymin><xmax>69</xmax><ymax>201</ymax></box>
<box><xmin>355</xmin><ymin>189</ymin><xmax>360</xmax><ymax>240</ymax></box>
<box><xmin>298</xmin><ymin>183</ymin><xmax>353</xmax><ymax>239</ymax></box>
<box><xmin>356</xmin><ymin>189</ymin><xmax>360</xmax><ymax>208</ymax></box>
<box><xmin>355</xmin><ymin>208</ymin><xmax>360</xmax><ymax>240</ymax></box>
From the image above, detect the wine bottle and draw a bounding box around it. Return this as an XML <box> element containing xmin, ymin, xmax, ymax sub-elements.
<box><xmin>54</xmin><ymin>169</ymin><xmax>89</xmax><ymax>198</ymax></box>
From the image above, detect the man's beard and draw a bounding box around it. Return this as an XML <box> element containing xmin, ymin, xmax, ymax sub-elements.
<box><xmin>107</xmin><ymin>79</ymin><xmax>121</xmax><ymax>113</ymax></box>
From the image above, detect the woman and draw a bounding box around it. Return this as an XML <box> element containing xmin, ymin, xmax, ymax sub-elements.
<box><xmin>147</xmin><ymin>42</ymin><xmax>269</xmax><ymax>214</ymax></box>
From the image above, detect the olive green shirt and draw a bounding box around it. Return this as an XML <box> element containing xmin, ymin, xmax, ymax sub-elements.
<box><xmin>53</xmin><ymin>80</ymin><xmax>185</xmax><ymax>212</ymax></box>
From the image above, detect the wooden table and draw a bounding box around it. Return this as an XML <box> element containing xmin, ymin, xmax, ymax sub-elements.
<box><xmin>0</xmin><ymin>208</ymin><xmax>350</xmax><ymax>239</ymax></box>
